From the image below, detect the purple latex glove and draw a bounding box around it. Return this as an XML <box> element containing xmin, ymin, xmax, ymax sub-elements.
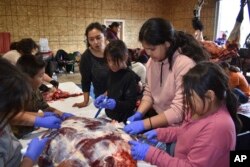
<box><xmin>127</xmin><ymin>111</ymin><xmax>143</xmax><ymax>122</ymax></box>
<box><xmin>24</xmin><ymin>137</ymin><xmax>49</xmax><ymax>162</ymax></box>
<box><xmin>100</xmin><ymin>98</ymin><xmax>116</xmax><ymax>110</ymax></box>
<box><xmin>61</xmin><ymin>112</ymin><xmax>75</xmax><ymax>120</ymax></box>
<box><xmin>94</xmin><ymin>95</ymin><xmax>107</xmax><ymax>108</ymax></box>
<box><xmin>128</xmin><ymin>140</ymin><xmax>150</xmax><ymax>160</ymax></box>
<box><xmin>43</xmin><ymin>112</ymin><xmax>58</xmax><ymax>117</ymax></box>
<box><xmin>34</xmin><ymin>116</ymin><xmax>62</xmax><ymax>129</ymax></box>
<box><xmin>144</xmin><ymin>130</ymin><xmax>158</xmax><ymax>145</ymax></box>
<box><xmin>123</xmin><ymin>120</ymin><xmax>145</xmax><ymax>135</ymax></box>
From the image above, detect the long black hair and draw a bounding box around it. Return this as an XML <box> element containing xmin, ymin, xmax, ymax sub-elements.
<box><xmin>0</xmin><ymin>58</ymin><xmax>31</xmax><ymax>130</ymax></box>
<box><xmin>220</xmin><ymin>61</ymin><xmax>240</xmax><ymax>73</ymax></box>
<box><xmin>183</xmin><ymin>61</ymin><xmax>242</xmax><ymax>133</ymax></box>
<box><xmin>139</xmin><ymin>18</ymin><xmax>209</xmax><ymax>70</ymax></box>
<box><xmin>17</xmin><ymin>38</ymin><xmax>39</xmax><ymax>55</ymax></box>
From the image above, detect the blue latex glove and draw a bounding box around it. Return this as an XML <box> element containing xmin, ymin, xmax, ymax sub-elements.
<box><xmin>43</xmin><ymin>112</ymin><xmax>58</xmax><ymax>117</ymax></box>
<box><xmin>24</xmin><ymin>137</ymin><xmax>49</xmax><ymax>162</ymax></box>
<box><xmin>123</xmin><ymin>120</ymin><xmax>145</xmax><ymax>135</ymax></box>
<box><xmin>34</xmin><ymin>116</ymin><xmax>62</xmax><ymax>129</ymax></box>
<box><xmin>128</xmin><ymin>140</ymin><xmax>150</xmax><ymax>160</ymax></box>
<box><xmin>61</xmin><ymin>112</ymin><xmax>75</xmax><ymax>120</ymax></box>
<box><xmin>94</xmin><ymin>95</ymin><xmax>107</xmax><ymax>108</ymax></box>
<box><xmin>127</xmin><ymin>111</ymin><xmax>143</xmax><ymax>122</ymax></box>
<box><xmin>144</xmin><ymin>130</ymin><xmax>158</xmax><ymax>145</ymax></box>
<box><xmin>99</xmin><ymin>98</ymin><xmax>116</xmax><ymax>110</ymax></box>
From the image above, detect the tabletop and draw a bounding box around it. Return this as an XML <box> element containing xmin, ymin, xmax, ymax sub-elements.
<box><xmin>19</xmin><ymin>81</ymin><xmax>155</xmax><ymax>167</ymax></box>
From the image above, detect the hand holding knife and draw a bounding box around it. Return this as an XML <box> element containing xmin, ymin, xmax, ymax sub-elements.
<box><xmin>94</xmin><ymin>97</ymin><xmax>107</xmax><ymax>118</ymax></box>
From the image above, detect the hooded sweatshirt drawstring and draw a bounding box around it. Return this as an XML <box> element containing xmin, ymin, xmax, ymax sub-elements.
<box><xmin>160</xmin><ymin>62</ymin><xmax>164</xmax><ymax>87</ymax></box>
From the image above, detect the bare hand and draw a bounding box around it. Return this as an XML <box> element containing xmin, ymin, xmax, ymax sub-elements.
<box><xmin>72</xmin><ymin>102</ymin><xmax>88</xmax><ymax>108</ymax></box>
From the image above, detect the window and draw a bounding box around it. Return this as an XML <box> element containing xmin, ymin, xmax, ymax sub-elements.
<box><xmin>217</xmin><ymin>0</ymin><xmax>250</xmax><ymax>47</ymax></box>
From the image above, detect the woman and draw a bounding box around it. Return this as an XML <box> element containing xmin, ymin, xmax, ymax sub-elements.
<box><xmin>106</xmin><ymin>22</ymin><xmax>120</xmax><ymax>42</ymax></box>
<box><xmin>124</xmin><ymin>18</ymin><xmax>209</xmax><ymax>134</ymax></box>
<box><xmin>2</xmin><ymin>38</ymin><xmax>59</xmax><ymax>89</ymax></box>
<box><xmin>73</xmin><ymin>22</ymin><xmax>109</xmax><ymax>108</ymax></box>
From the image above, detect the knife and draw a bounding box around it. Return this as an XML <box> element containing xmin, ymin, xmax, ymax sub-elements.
<box><xmin>94</xmin><ymin>108</ymin><xmax>102</xmax><ymax>118</ymax></box>
<box><xmin>117</xmin><ymin>128</ymin><xmax>148</xmax><ymax>140</ymax></box>
<box><xmin>94</xmin><ymin>97</ymin><xmax>107</xmax><ymax>118</ymax></box>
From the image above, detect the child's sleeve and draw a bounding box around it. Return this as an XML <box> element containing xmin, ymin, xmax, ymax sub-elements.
<box><xmin>156</xmin><ymin>126</ymin><xmax>179</xmax><ymax>143</ymax></box>
<box><xmin>107</xmin><ymin>72</ymin><xmax>138</xmax><ymax>122</ymax></box>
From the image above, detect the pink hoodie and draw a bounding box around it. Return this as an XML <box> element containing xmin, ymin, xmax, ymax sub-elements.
<box><xmin>143</xmin><ymin>50</ymin><xmax>196</xmax><ymax>124</ymax></box>
<box><xmin>145</xmin><ymin>106</ymin><xmax>236</xmax><ymax>167</ymax></box>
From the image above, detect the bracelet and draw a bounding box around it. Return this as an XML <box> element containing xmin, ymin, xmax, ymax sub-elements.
<box><xmin>149</xmin><ymin>117</ymin><xmax>153</xmax><ymax>129</ymax></box>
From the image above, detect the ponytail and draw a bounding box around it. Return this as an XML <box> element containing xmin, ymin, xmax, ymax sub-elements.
<box><xmin>225</xmin><ymin>89</ymin><xmax>242</xmax><ymax>133</ymax></box>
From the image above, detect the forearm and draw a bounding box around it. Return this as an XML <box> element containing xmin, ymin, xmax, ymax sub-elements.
<box><xmin>83</xmin><ymin>92</ymin><xmax>90</xmax><ymax>104</ymax></box>
<box><xmin>10</xmin><ymin>112</ymin><xmax>36</xmax><ymax>126</ymax></box>
<box><xmin>44</xmin><ymin>107</ymin><xmax>63</xmax><ymax>116</ymax></box>
<box><xmin>20</xmin><ymin>157</ymin><xmax>34</xmax><ymax>167</ymax></box>
<box><xmin>143</xmin><ymin>112</ymin><xmax>168</xmax><ymax>130</ymax></box>
<box><xmin>137</xmin><ymin>99</ymin><xmax>152</xmax><ymax>115</ymax></box>
<box><xmin>43</xmin><ymin>73</ymin><xmax>52</xmax><ymax>82</ymax></box>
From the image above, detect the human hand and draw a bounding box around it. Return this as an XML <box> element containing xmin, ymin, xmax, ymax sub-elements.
<box><xmin>24</xmin><ymin>137</ymin><xmax>48</xmax><ymax>162</ymax></box>
<box><xmin>61</xmin><ymin>112</ymin><xmax>75</xmax><ymax>120</ymax></box>
<box><xmin>72</xmin><ymin>101</ymin><xmax>88</xmax><ymax>108</ymax></box>
<box><xmin>128</xmin><ymin>140</ymin><xmax>150</xmax><ymax>160</ymax></box>
<box><xmin>127</xmin><ymin>111</ymin><xmax>143</xmax><ymax>122</ymax></box>
<box><xmin>39</xmin><ymin>84</ymin><xmax>50</xmax><ymax>92</ymax></box>
<box><xmin>144</xmin><ymin>130</ymin><xmax>158</xmax><ymax>145</ymax></box>
<box><xmin>34</xmin><ymin>116</ymin><xmax>62</xmax><ymax>129</ymax></box>
<box><xmin>94</xmin><ymin>95</ymin><xmax>107</xmax><ymax>108</ymax></box>
<box><xmin>123</xmin><ymin>120</ymin><xmax>145</xmax><ymax>135</ymax></box>
<box><xmin>50</xmin><ymin>80</ymin><xmax>59</xmax><ymax>88</ymax></box>
<box><xmin>99</xmin><ymin>98</ymin><xmax>116</xmax><ymax>110</ymax></box>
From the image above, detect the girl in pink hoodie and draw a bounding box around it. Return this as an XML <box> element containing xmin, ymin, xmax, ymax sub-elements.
<box><xmin>129</xmin><ymin>62</ymin><xmax>242</xmax><ymax>167</ymax></box>
<box><xmin>124</xmin><ymin>18</ymin><xmax>209</xmax><ymax>135</ymax></box>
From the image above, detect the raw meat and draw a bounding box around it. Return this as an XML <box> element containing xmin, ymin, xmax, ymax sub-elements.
<box><xmin>38</xmin><ymin>117</ymin><xmax>137</xmax><ymax>167</ymax></box>
<box><xmin>42</xmin><ymin>88</ymin><xmax>83</xmax><ymax>101</ymax></box>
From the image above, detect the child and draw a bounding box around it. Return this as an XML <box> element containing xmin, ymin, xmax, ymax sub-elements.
<box><xmin>0</xmin><ymin>58</ymin><xmax>48</xmax><ymax>167</ymax></box>
<box><xmin>220</xmin><ymin>61</ymin><xmax>249</xmax><ymax>104</ymax></box>
<box><xmin>128</xmin><ymin>62</ymin><xmax>241</xmax><ymax>167</ymax></box>
<box><xmin>94</xmin><ymin>40</ymin><xmax>138</xmax><ymax>123</ymax></box>
<box><xmin>12</xmin><ymin>54</ymin><xmax>73</xmax><ymax>138</ymax></box>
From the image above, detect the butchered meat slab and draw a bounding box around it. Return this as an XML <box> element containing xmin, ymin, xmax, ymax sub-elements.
<box><xmin>38</xmin><ymin>117</ymin><xmax>137</xmax><ymax>167</ymax></box>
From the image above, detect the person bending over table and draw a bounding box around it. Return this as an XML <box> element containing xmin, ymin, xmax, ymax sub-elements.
<box><xmin>11</xmin><ymin>55</ymin><xmax>74</xmax><ymax>139</ymax></box>
<box><xmin>124</xmin><ymin>18</ymin><xmax>209</xmax><ymax>135</ymax></box>
<box><xmin>0</xmin><ymin>58</ymin><xmax>49</xmax><ymax>167</ymax></box>
<box><xmin>128</xmin><ymin>62</ymin><xmax>241</xmax><ymax>167</ymax></box>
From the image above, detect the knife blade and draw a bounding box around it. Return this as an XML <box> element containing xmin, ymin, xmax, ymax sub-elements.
<box><xmin>117</xmin><ymin>128</ymin><xmax>148</xmax><ymax>140</ymax></box>
<box><xmin>94</xmin><ymin>108</ymin><xmax>102</xmax><ymax>118</ymax></box>
<box><xmin>43</xmin><ymin>129</ymin><xmax>59</xmax><ymax>139</ymax></box>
